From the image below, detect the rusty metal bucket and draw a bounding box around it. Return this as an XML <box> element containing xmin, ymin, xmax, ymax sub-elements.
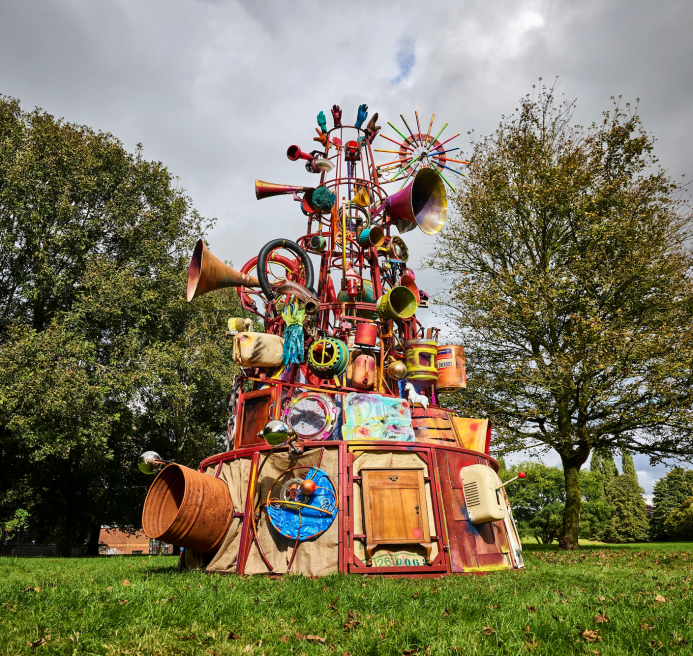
<box><xmin>142</xmin><ymin>464</ymin><xmax>233</xmax><ymax>555</ymax></box>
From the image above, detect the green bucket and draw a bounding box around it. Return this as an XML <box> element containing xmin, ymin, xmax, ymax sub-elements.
<box><xmin>376</xmin><ymin>286</ymin><xmax>418</xmax><ymax>320</ymax></box>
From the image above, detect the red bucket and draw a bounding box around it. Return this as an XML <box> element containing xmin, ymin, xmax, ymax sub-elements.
<box><xmin>355</xmin><ymin>322</ymin><xmax>377</xmax><ymax>346</ymax></box>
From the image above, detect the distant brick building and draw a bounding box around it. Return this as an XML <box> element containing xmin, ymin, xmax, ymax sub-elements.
<box><xmin>99</xmin><ymin>527</ymin><xmax>151</xmax><ymax>555</ymax></box>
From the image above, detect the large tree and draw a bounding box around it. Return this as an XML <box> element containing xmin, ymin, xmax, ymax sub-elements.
<box><xmin>430</xmin><ymin>83</ymin><xmax>693</xmax><ymax>549</ymax></box>
<box><xmin>650</xmin><ymin>467</ymin><xmax>693</xmax><ymax>539</ymax></box>
<box><xmin>0</xmin><ymin>94</ymin><xmax>246</xmax><ymax>555</ymax></box>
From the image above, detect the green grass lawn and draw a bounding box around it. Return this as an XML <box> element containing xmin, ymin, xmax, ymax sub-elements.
<box><xmin>2</xmin><ymin>542</ymin><xmax>693</xmax><ymax>655</ymax></box>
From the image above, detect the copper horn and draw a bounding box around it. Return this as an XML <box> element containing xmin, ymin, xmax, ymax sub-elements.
<box><xmin>186</xmin><ymin>238</ymin><xmax>259</xmax><ymax>302</ymax></box>
<box><xmin>385</xmin><ymin>167</ymin><xmax>448</xmax><ymax>235</ymax></box>
<box><xmin>255</xmin><ymin>179</ymin><xmax>313</xmax><ymax>200</ymax></box>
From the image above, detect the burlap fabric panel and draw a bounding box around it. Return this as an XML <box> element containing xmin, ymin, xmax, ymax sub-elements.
<box><xmin>205</xmin><ymin>457</ymin><xmax>252</xmax><ymax>573</ymax></box>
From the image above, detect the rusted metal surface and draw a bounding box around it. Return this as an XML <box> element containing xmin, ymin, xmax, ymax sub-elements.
<box><xmin>142</xmin><ymin>464</ymin><xmax>233</xmax><ymax>555</ymax></box>
<box><xmin>186</xmin><ymin>238</ymin><xmax>259</xmax><ymax>302</ymax></box>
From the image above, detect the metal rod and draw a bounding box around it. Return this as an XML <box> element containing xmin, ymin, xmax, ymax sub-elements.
<box><xmin>381</xmin><ymin>133</ymin><xmax>414</xmax><ymax>151</ymax></box>
<box><xmin>387</xmin><ymin>121</ymin><xmax>411</xmax><ymax>145</ymax></box>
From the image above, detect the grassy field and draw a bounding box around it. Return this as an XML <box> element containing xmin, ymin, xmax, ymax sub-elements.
<box><xmin>2</xmin><ymin>542</ymin><xmax>693</xmax><ymax>655</ymax></box>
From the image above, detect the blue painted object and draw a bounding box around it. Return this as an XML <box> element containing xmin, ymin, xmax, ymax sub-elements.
<box><xmin>267</xmin><ymin>467</ymin><xmax>337</xmax><ymax>541</ymax></box>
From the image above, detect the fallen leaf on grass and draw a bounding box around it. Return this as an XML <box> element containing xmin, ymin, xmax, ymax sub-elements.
<box><xmin>640</xmin><ymin>623</ymin><xmax>655</xmax><ymax>631</ymax></box>
<box><xmin>594</xmin><ymin>613</ymin><xmax>610</xmax><ymax>623</ymax></box>
<box><xmin>525</xmin><ymin>639</ymin><xmax>539</xmax><ymax>650</ymax></box>
<box><xmin>343</xmin><ymin>620</ymin><xmax>360</xmax><ymax>631</ymax></box>
<box><xmin>177</xmin><ymin>635</ymin><xmax>195</xmax><ymax>641</ymax></box>
<box><xmin>25</xmin><ymin>638</ymin><xmax>46</xmax><ymax>648</ymax></box>
<box><xmin>654</xmin><ymin>594</ymin><xmax>666</xmax><ymax>603</ymax></box>
<box><xmin>483</xmin><ymin>626</ymin><xmax>496</xmax><ymax>636</ymax></box>
<box><xmin>118</xmin><ymin>600</ymin><xmax>129</xmax><ymax>606</ymax></box>
<box><xmin>526</xmin><ymin>606</ymin><xmax>538</xmax><ymax>612</ymax></box>
<box><xmin>226</xmin><ymin>632</ymin><xmax>241</xmax><ymax>640</ymax></box>
<box><xmin>582</xmin><ymin>629</ymin><xmax>601</xmax><ymax>643</ymax></box>
<box><xmin>106</xmin><ymin>586</ymin><xmax>113</xmax><ymax>593</ymax></box>
<box><xmin>122</xmin><ymin>579</ymin><xmax>130</xmax><ymax>586</ymax></box>
<box><xmin>279</xmin><ymin>636</ymin><xmax>288</xmax><ymax>643</ymax></box>
<box><xmin>442</xmin><ymin>608</ymin><xmax>450</xmax><ymax>618</ymax></box>
<box><xmin>598</xmin><ymin>596</ymin><xmax>606</xmax><ymax>602</ymax></box>
<box><xmin>585</xmin><ymin>650</ymin><xmax>600</xmax><ymax>655</ymax></box>
<box><xmin>327</xmin><ymin>597</ymin><xmax>338</xmax><ymax>611</ymax></box>
<box><xmin>524</xmin><ymin>626</ymin><xmax>531</xmax><ymax>634</ymax></box>
<box><xmin>307</xmin><ymin>635</ymin><xmax>326</xmax><ymax>643</ymax></box>
<box><xmin>34</xmin><ymin>587</ymin><xmax>41</xmax><ymax>593</ymax></box>
<box><xmin>411</xmin><ymin>593</ymin><xmax>420</xmax><ymax>599</ymax></box>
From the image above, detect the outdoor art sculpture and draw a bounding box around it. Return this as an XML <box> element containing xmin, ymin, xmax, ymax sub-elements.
<box><xmin>139</xmin><ymin>105</ymin><xmax>525</xmax><ymax>576</ymax></box>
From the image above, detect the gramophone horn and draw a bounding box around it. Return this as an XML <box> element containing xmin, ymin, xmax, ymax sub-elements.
<box><xmin>186</xmin><ymin>239</ymin><xmax>259</xmax><ymax>302</ymax></box>
<box><xmin>386</xmin><ymin>167</ymin><xmax>447</xmax><ymax>235</ymax></box>
<box><xmin>255</xmin><ymin>180</ymin><xmax>313</xmax><ymax>201</ymax></box>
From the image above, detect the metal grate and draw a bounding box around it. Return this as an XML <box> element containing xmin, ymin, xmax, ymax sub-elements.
<box><xmin>463</xmin><ymin>481</ymin><xmax>481</xmax><ymax>507</ymax></box>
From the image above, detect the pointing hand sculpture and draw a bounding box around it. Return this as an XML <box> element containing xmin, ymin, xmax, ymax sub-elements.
<box><xmin>331</xmin><ymin>104</ymin><xmax>342</xmax><ymax>128</ymax></box>
<box><xmin>313</xmin><ymin>128</ymin><xmax>332</xmax><ymax>150</ymax></box>
<box><xmin>365</xmin><ymin>112</ymin><xmax>380</xmax><ymax>143</ymax></box>
<box><xmin>354</xmin><ymin>103</ymin><xmax>368</xmax><ymax>129</ymax></box>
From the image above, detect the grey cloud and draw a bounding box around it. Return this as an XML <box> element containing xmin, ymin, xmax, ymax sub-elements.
<box><xmin>1</xmin><ymin>0</ymin><xmax>691</xmax><ymax>484</ymax></box>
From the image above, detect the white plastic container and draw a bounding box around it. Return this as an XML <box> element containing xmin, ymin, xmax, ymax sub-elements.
<box><xmin>232</xmin><ymin>332</ymin><xmax>284</xmax><ymax>368</ymax></box>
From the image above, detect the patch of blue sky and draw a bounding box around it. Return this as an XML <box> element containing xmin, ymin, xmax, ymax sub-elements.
<box><xmin>391</xmin><ymin>37</ymin><xmax>415</xmax><ymax>85</ymax></box>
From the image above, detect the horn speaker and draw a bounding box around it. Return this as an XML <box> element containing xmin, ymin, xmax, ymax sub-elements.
<box><xmin>255</xmin><ymin>180</ymin><xmax>313</xmax><ymax>200</ymax></box>
<box><xmin>387</xmin><ymin>167</ymin><xmax>448</xmax><ymax>235</ymax></box>
<box><xmin>186</xmin><ymin>239</ymin><xmax>259</xmax><ymax>302</ymax></box>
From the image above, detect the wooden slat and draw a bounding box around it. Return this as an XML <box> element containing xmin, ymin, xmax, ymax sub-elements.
<box><xmin>411</xmin><ymin>406</ymin><xmax>449</xmax><ymax>419</ymax></box>
<box><xmin>413</xmin><ymin>428</ymin><xmax>457</xmax><ymax>443</ymax></box>
<box><xmin>412</xmin><ymin>417</ymin><xmax>452</xmax><ymax>429</ymax></box>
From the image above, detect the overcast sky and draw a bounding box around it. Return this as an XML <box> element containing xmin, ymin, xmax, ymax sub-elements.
<box><xmin>1</xmin><ymin>0</ymin><xmax>692</xmax><ymax>498</ymax></box>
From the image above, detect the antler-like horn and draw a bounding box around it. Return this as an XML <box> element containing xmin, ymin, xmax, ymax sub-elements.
<box><xmin>255</xmin><ymin>180</ymin><xmax>313</xmax><ymax>201</ymax></box>
<box><xmin>187</xmin><ymin>239</ymin><xmax>259</xmax><ymax>302</ymax></box>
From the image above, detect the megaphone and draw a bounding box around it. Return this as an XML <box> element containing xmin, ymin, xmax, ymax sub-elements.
<box><xmin>255</xmin><ymin>180</ymin><xmax>313</xmax><ymax>200</ymax></box>
<box><xmin>287</xmin><ymin>146</ymin><xmax>335</xmax><ymax>173</ymax></box>
<box><xmin>385</xmin><ymin>167</ymin><xmax>447</xmax><ymax>235</ymax></box>
<box><xmin>186</xmin><ymin>239</ymin><xmax>259</xmax><ymax>302</ymax></box>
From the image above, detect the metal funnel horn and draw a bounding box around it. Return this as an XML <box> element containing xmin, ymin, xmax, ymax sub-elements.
<box><xmin>186</xmin><ymin>239</ymin><xmax>259</xmax><ymax>302</ymax></box>
<box><xmin>386</xmin><ymin>167</ymin><xmax>447</xmax><ymax>235</ymax></box>
<box><xmin>255</xmin><ymin>180</ymin><xmax>313</xmax><ymax>200</ymax></box>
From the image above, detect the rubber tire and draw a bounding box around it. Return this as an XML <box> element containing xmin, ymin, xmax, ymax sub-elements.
<box><xmin>257</xmin><ymin>239</ymin><xmax>315</xmax><ymax>301</ymax></box>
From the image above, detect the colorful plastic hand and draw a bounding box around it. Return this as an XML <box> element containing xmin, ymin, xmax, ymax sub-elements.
<box><xmin>354</xmin><ymin>103</ymin><xmax>368</xmax><ymax>129</ymax></box>
<box><xmin>317</xmin><ymin>111</ymin><xmax>327</xmax><ymax>134</ymax></box>
<box><xmin>313</xmin><ymin>128</ymin><xmax>332</xmax><ymax>150</ymax></box>
<box><xmin>331</xmin><ymin>105</ymin><xmax>342</xmax><ymax>128</ymax></box>
<box><xmin>365</xmin><ymin>112</ymin><xmax>381</xmax><ymax>143</ymax></box>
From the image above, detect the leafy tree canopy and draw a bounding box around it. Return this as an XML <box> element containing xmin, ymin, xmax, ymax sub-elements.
<box><xmin>0</xmin><ymin>94</ymin><xmax>247</xmax><ymax>555</ymax></box>
<box><xmin>431</xmin><ymin>81</ymin><xmax>693</xmax><ymax>549</ymax></box>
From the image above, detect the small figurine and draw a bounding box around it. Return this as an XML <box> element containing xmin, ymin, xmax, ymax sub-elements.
<box><xmin>405</xmin><ymin>382</ymin><xmax>429</xmax><ymax>413</ymax></box>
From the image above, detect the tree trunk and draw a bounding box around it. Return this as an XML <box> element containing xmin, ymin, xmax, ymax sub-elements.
<box><xmin>85</xmin><ymin>522</ymin><xmax>102</xmax><ymax>556</ymax></box>
<box><xmin>559</xmin><ymin>446</ymin><xmax>590</xmax><ymax>550</ymax></box>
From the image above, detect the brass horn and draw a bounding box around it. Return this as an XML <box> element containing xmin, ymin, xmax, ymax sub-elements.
<box><xmin>255</xmin><ymin>180</ymin><xmax>313</xmax><ymax>201</ymax></box>
<box><xmin>186</xmin><ymin>239</ymin><xmax>259</xmax><ymax>302</ymax></box>
<box><xmin>386</xmin><ymin>167</ymin><xmax>448</xmax><ymax>235</ymax></box>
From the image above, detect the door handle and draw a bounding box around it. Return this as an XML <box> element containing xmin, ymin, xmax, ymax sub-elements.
<box><xmin>415</xmin><ymin>505</ymin><xmax>420</xmax><ymax>514</ymax></box>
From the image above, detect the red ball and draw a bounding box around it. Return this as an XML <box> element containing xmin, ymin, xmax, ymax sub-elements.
<box><xmin>518</xmin><ymin>471</ymin><xmax>526</xmax><ymax>479</ymax></box>
<box><xmin>300</xmin><ymin>479</ymin><xmax>317</xmax><ymax>495</ymax></box>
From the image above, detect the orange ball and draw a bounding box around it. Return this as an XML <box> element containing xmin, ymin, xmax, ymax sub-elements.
<box><xmin>300</xmin><ymin>479</ymin><xmax>317</xmax><ymax>495</ymax></box>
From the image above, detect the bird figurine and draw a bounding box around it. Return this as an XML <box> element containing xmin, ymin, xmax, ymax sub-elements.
<box><xmin>405</xmin><ymin>382</ymin><xmax>429</xmax><ymax>413</ymax></box>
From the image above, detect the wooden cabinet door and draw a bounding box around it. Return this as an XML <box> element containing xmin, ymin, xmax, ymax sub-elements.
<box><xmin>362</xmin><ymin>470</ymin><xmax>428</xmax><ymax>543</ymax></box>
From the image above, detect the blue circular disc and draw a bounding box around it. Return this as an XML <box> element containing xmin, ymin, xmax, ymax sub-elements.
<box><xmin>267</xmin><ymin>467</ymin><xmax>337</xmax><ymax>541</ymax></box>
